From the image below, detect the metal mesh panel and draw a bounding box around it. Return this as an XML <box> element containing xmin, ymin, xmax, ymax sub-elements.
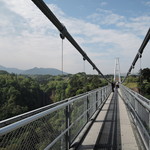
<box><xmin>70</xmin><ymin>115</ymin><xmax>87</xmax><ymax>144</ymax></box>
<box><xmin>69</xmin><ymin>96</ymin><xmax>87</xmax><ymax>143</ymax></box>
<box><xmin>88</xmin><ymin>92</ymin><xmax>97</xmax><ymax>118</ymax></box>
<box><xmin>134</xmin><ymin>114</ymin><xmax>150</xmax><ymax>150</ymax></box>
<box><xmin>97</xmin><ymin>90</ymin><xmax>102</xmax><ymax>107</ymax></box>
<box><xmin>0</xmin><ymin>108</ymin><xmax>66</xmax><ymax>150</ymax></box>
<box><xmin>122</xmin><ymin>86</ymin><xmax>149</xmax><ymax>134</ymax></box>
<box><xmin>120</xmin><ymin>85</ymin><xmax>150</xmax><ymax>149</ymax></box>
<box><xmin>49</xmin><ymin>134</ymin><xmax>66</xmax><ymax>150</ymax></box>
<box><xmin>136</xmin><ymin>100</ymin><xmax>149</xmax><ymax>129</ymax></box>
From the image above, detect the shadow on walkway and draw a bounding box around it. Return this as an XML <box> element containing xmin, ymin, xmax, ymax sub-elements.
<box><xmin>94</xmin><ymin>89</ymin><xmax>121</xmax><ymax>150</ymax></box>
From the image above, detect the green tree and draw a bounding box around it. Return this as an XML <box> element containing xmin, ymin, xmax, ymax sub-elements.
<box><xmin>138</xmin><ymin>68</ymin><xmax>150</xmax><ymax>99</ymax></box>
<box><xmin>0</xmin><ymin>74</ymin><xmax>50</xmax><ymax>120</ymax></box>
<box><xmin>141</xmin><ymin>68</ymin><xmax>150</xmax><ymax>82</ymax></box>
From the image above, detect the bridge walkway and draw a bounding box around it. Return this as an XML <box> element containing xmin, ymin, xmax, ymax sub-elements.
<box><xmin>77</xmin><ymin>89</ymin><xmax>139</xmax><ymax>150</ymax></box>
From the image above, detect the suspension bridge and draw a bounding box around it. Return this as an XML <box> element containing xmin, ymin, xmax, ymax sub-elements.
<box><xmin>0</xmin><ymin>0</ymin><xmax>150</xmax><ymax>149</ymax></box>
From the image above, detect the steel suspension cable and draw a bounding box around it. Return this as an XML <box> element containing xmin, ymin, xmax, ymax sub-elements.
<box><xmin>31</xmin><ymin>0</ymin><xmax>111</xmax><ymax>83</ymax></box>
<box><xmin>122</xmin><ymin>28</ymin><xmax>150</xmax><ymax>83</ymax></box>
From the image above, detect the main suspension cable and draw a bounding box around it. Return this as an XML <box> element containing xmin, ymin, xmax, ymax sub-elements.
<box><xmin>31</xmin><ymin>0</ymin><xmax>111</xmax><ymax>84</ymax></box>
<box><xmin>122</xmin><ymin>28</ymin><xmax>150</xmax><ymax>83</ymax></box>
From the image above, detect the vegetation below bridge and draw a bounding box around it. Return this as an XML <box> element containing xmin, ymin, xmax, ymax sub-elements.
<box><xmin>123</xmin><ymin>68</ymin><xmax>150</xmax><ymax>99</ymax></box>
<box><xmin>0</xmin><ymin>71</ymin><xmax>108</xmax><ymax>121</ymax></box>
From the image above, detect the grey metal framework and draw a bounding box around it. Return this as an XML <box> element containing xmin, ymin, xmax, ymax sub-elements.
<box><xmin>122</xmin><ymin>28</ymin><xmax>150</xmax><ymax>83</ymax></box>
<box><xmin>120</xmin><ymin>84</ymin><xmax>150</xmax><ymax>150</ymax></box>
<box><xmin>114</xmin><ymin>57</ymin><xmax>121</xmax><ymax>82</ymax></box>
<box><xmin>0</xmin><ymin>85</ymin><xmax>111</xmax><ymax>150</ymax></box>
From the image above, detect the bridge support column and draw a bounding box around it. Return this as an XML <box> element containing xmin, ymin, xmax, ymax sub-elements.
<box><xmin>114</xmin><ymin>57</ymin><xmax>121</xmax><ymax>82</ymax></box>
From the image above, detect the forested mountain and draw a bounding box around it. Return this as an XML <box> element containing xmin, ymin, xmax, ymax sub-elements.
<box><xmin>22</xmin><ymin>67</ymin><xmax>68</xmax><ymax>75</ymax></box>
<box><xmin>0</xmin><ymin>72</ymin><xmax>108</xmax><ymax>121</ymax></box>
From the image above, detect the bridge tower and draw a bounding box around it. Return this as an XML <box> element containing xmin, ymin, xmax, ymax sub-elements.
<box><xmin>114</xmin><ymin>57</ymin><xmax>121</xmax><ymax>82</ymax></box>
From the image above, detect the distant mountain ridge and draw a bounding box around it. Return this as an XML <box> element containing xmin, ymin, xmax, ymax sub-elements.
<box><xmin>0</xmin><ymin>65</ymin><xmax>23</xmax><ymax>74</ymax></box>
<box><xmin>0</xmin><ymin>65</ymin><xmax>68</xmax><ymax>75</ymax></box>
<box><xmin>22</xmin><ymin>67</ymin><xmax>67</xmax><ymax>75</ymax></box>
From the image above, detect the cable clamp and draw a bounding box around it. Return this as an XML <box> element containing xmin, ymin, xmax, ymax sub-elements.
<box><xmin>60</xmin><ymin>23</ymin><xmax>67</xmax><ymax>40</ymax></box>
<box><xmin>132</xmin><ymin>65</ymin><xmax>134</xmax><ymax>69</ymax></box>
<box><xmin>83</xmin><ymin>57</ymin><xmax>86</xmax><ymax>61</ymax></box>
<box><xmin>138</xmin><ymin>52</ymin><xmax>142</xmax><ymax>58</ymax></box>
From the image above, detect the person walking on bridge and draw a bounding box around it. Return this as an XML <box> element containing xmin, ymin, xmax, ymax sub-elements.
<box><xmin>111</xmin><ymin>82</ymin><xmax>115</xmax><ymax>92</ymax></box>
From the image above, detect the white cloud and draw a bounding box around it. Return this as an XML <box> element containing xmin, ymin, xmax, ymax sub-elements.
<box><xmin>0</xmin><ymin>0</ymin><xmax>149</xmax><ymax>74</ymax></box>
<box><xmin>87</xmin><ymin>9</ymin><xmax>125</xmax><ymax>25</ymax></box>
<box><xmin>117</xmin><ymin>16</ymin><xmax>150</xmax><ymax>36</ymax></box>
<box><xmin>144</xmin><ymin>1</ymin><xmax>150</xmax><ymax>6</ymax></box>
<box><xmin>100</xmin><ymin>2</ymin><xmax>108</xmax><ymax>6</ymax></box>
<box><xmin>1</xmin><ymin>0</ymin><xmax>65</xmax><ymax>36</ymax></box>
<box><xmin>87</xmin><ymin>8</ymin><xmax>150</xmax><ymax>36</ymax></box>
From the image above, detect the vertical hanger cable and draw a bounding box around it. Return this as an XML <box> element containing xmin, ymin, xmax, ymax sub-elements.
<box><xmin>83</xmin><ymin>58</ymin><xmax>86</xmax><ymax>73</ymax></box>
<box><xmin>60</xmin><ymin>33</ymin><xmax>65</xmax><ymax>100</ymax></box>
<box><xmin>61</xmin><ymin>38</ymin><xmax>64</xmax><ymax>75</ymax></box>
<box><xmin>139</xmin><ymin>54</ymin><xmax>142</xmax><ymax>94</ymax></box>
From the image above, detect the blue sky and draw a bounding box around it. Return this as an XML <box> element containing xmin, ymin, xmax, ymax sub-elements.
<box><xmin>0</xmin><ymin>0</ymin><xmax>150</xmax><ymax>74</ymax></box>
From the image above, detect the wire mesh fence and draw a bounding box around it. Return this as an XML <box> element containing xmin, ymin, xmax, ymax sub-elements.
<box><xmin>69</xmin><ymin>95</ymin><xmax>88</xmax><ymax>144</ymax></box>
<box><xmin>0</xmin><ymin>108</ymin><xmax>66</xmax><ymax>150</ymax></box>
<box><xmin>0</xmin><ymin>85</ymin><xmax>111</xmax><ymax>150</ymax></box>
<box><xmin>120</xmin><ymin>84</ymin><xmax>150</xmax><ymax>150</ymax></box>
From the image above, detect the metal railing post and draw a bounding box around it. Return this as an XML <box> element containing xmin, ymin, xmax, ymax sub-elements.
<box><xmin>134</xmin><ymin>94</ymin><xmax>138</xmax><ymax>114</ymax></box>
<box><xmin>105</xmin><ymin>87</ymin><xmax>107</xmax><ymax>99</ymax></box>
<box><xmin>106</xmin><ymin>86</ymin><xmax>108</xmax><ymax>97</ymax></box>
<box><xmin>102</xmin><ymin>88</ymin><xmax>104</xmax><ymax>102</ymax></box>
<box><xmin>87</xmin><ymin>96</ymin><xmax>89</xmax><ymax>122</ymax></box>
<box><xmin>101</xmin><ymin>89</ymin><xmax>103</xmax><ymax>103</ymax></box>
<box><xmin>96</xmin><ymin>91</ymin><xmax>98</xmax><ymax>110</ymax></box>
<box><xmin>65</xmin><ymin>104</ymin><xmax>70</xmax><ymax>150</ymax></box>
<box><xmin>104</xmin><ymin>87</ymin><xmax>106</xmax><ymax>100</ymax></box>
